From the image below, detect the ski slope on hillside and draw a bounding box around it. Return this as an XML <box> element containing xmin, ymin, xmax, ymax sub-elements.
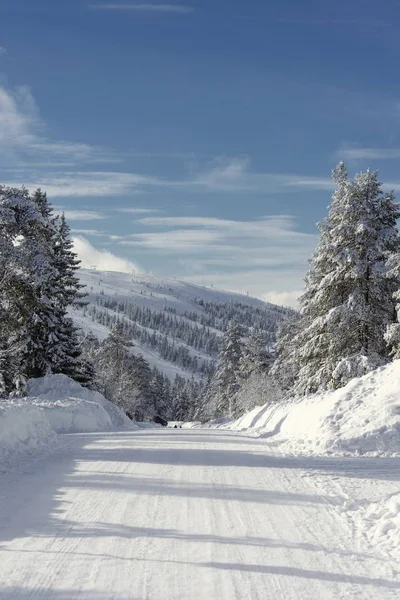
<box><xmin>0</xmin><ymin>429</ymin><xmax>398</xmax><ymax>599</ymax></box>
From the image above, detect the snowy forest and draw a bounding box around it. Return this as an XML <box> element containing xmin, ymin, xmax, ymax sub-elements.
<box><xmin>2</xmin><ymin>162</ymin><xmax>400</xmax><ymax>424</ymax></box>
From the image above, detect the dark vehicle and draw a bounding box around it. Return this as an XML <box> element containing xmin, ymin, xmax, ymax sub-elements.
<box><xmin>153</xmin><ymin>415</ymin><xmax>168</xmax><ymax>427</ymax></box>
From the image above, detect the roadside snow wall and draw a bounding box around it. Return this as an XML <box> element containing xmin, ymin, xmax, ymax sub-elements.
<box><xmin>221</xmin><ymin>359</ymin><xmax>400</xmax><ymax>456</ymax></box>
<box><xmin>27</xmin><ymin>374</ymin><xmax>133</xmax><ymax>431</ymax></box>
<box><xmin>0</xmin><ymin>374</ymin><xmax>135</xmax><ymax>467</ymax></box>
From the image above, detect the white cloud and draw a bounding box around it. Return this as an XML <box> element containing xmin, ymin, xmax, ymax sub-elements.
<box><xmin>263</xmin><ymin>290</ymin><xmax>302</xmax><ymax>309</ymax></box>
<box><xmin>116</xmin><ymin>207</ymin><xmax>160</xmax><ymax>214</ymax></box>
<box><xmin>0</xmin><ymin>47</ymin><xmax>7</xmax><ymax>56</ymax></box>
<box><xmin>131</xmin><ymin>215</ymin><xmax>317</xmax><ymax>252</ymax></box>
<box><xmin>7</xmin><ymin>161</ymin><xmax>333</xmax><ymax>197</ymax></box>
<box><xmin>0</xmin><ymin>84</ymin><xmax>118</xmax><ymax>168</ymax></box>
<box><xmin>185</xmin><ymin>157</ymin><xmax>333</xmax><ymax>193</ymax></box>
<box><xmin>60</xmin><ymin>209</ymin><xmax>107</xmax><ymax>221</ymax></box>
<box><xmin>0</xmin><ymin>85</ymin><xmax>333</xmax><ymax>199</ymax></box>
<box><xmin>340</xmin><ymin>146</ymin><xmax>400</xmax><ymax>160</ymax></box>
<box><xmin>5</xmin><ymin>171</ymin><xmax>159</xmax><ymax>197</ymax></box>
<box><xmin>121</xmin><ymin>214</ymin><xmax>314</xmax><ymax>304</ymax></box>
<box><xmin>73</xmin><ymin>236</ymin><xmax>141</xmax><ymax>273</ymax></box>
<box><xmin>121</xmin><ymin>228</ymin><xmax>222</xmax><ymax>249</ymax></box>
<box><xmin>71</xmin><ymin>228</ymin><xmax>105</xmax><ymax>236</ymax></box>
<box><xmin>89</xmin><ymin>4</ymin><xmax>194</xmax><ymax>14</ymax></box>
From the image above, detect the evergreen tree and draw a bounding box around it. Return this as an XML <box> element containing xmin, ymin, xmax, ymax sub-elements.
<box><xmin>22</xmin><ymin>193</ymin><xmax>88</xmax><ymax>381</ymax></box>
<box><xmin>238</xmin><ymin>327</ymin><xmax>273</xmax><ymax>380</ymax></box>
<box><xmin>282</xmin><ymin>164</ymin><xmax>400</xmax><ymax>394</ymax></box>
<box><xmin>0</xmin><ymin>186</ymin><xmax>54</xmax><ymax>393</ymax></box>
<box><xmin>213</xmin><ymin>320</ymin><xmax>243</xmax><ymax>417</ymax></box>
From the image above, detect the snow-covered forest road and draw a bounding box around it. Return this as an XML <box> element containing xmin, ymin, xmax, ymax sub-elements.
<box><xmin>0</xmin><ymin>429</ymin><xmax>399</xmax><ymax>599</ymax></box>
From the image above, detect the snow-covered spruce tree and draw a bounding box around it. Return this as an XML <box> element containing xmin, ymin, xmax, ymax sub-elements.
<box><xmin>96</xmin><ymin>323</ymin><xmax>133</xmax><ymax>410</ymax></box>
<box><xmin>270</xmin><ymin>313</ymin><xmax>302</xmax><ymax>394</ymax></box>
<box><xmin>23</xmin><ymin>193</ymin><xmax>88</xmax><ymax>382</ymax></box>
<box><xmin>287</xmin><ymin>164</ymin><xmax>400</xmax><ymax>394</ymax></box>
<box><xmin>0</xmin><ymin>186</ymin><xmax>55</xmax><ymax>394</ymax></box>
<box><xmin>22</xmin><ymin>189</ymin><xmax>62</xmax><ymax>379</ymax></box>
<box><xmin>49</xmin><ymin>211</ymin><xmax>88</xmax><ymax>380</ymax></box>
<box><xmin>212</xmin><ymin>319</ymin><xmax>243</xmax><ymax>417</ymax></box>
<box><xmin>238</xmin><ymin>327</ymin><xmax>273</xmax><ymax>380</ymax></box>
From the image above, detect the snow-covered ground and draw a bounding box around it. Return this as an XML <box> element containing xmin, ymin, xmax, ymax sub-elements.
<box><xmin>1</xmin><ymin>365</ymin><xmax>400</xmax><ymax>598</ymax></box>
<box><xmin>0</xmin><ymin>428</ymin><xmax>398</xmax><ymax>599</ymax></box>
<box><xmin>223</xmin><ymin>359</ymin><xmax>400</xmax><ymax>457</ymax></box>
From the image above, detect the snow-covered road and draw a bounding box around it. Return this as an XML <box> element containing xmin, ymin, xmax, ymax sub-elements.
<box><xmin>0</xmin><ymin>429</ymin><xmax>399</xmax><ymax>599</ymax></box>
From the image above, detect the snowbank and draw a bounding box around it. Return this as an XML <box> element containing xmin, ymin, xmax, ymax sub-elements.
<box><xmin>224</xmin><ymin>359</ymin><xmax>400</xmax><ymax>456</ymax></box>
<box><xmin>27</xmin><ymin>374</ymin><xmax>133</xmax><ymax>432</ymax></box>
<box><xmin>0</xmin><ymin>375</ymin><xmax>136</xmax><ymax>468</ymax></box>
<box><xmin>0</xmin><ymin>403</ymin><xmax>56</xmax><ymax>470</ymax></box>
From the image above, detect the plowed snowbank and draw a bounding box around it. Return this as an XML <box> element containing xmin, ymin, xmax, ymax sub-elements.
<box><xmin>225</xmin><ymin>360</ymin><xmax>400</xmax><ymax>456</ymax></box>
<box><xmin>27</xmin><ymin>374</ymin><xmax>133</xmax><ymax>431</ymax></box>
<box><xmin>0</xmin><ymin>375</ymin><xmax>134</xmax><ymax>467</ymax></box>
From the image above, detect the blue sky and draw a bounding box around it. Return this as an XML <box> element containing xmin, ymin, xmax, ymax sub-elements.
<box><xmin>2</xmin><ymin>0</ymin><xmax>400</xmax><ymax>306</ymax></box>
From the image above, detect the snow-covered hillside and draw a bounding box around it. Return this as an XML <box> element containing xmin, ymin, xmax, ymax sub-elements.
<box><xmin>72</xmin><ymin>269</ymin><xmax>292</xmax><ymax>380</ymax></box>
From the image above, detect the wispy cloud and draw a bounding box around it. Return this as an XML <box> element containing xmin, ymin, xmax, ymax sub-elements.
<box><xmin>340</xmin><ymin>146</ymin><xmax>400</xmax><ymax>160</ymax></box>
<box><xmin>4</xmin><ymin>171</ymin><xmax>159</xmax><ymax>197</ymax></box>
<box><xmin>115</xmin><ymin>213</ymin><xmax>315</xmax><ymax>306</ymax></box>
<box><xmin>0</xmin><ymin>47</ymin><xmax>7</xmax><ymax>56</ymax></box>
<box><xmin>71</xmin><ymin>228</ymin><xmax>106</xmax><ymax>236</ymax></box>
<box><xmin>55</xmin><ymin>208</ymin><xmax>107</xmax><ymax>221</ymax></box>
<box><xmin>0</xmin><ymin>84</ymin><xmax>119</xmax><ymax>169</ymax></box>
<box><xmin>187</xmin><ymin>157</ymin><xmax>333</xmax><ymax>193</ymax></box>
<box><xmin>5</xmin><ymin>160</ymin><xmax>333</xmax><ymax>198</ymax></box>
<box><xmin>121</xmin><ymin>214</ymin><xmax>316</xmax><ymax>261</ymax></box>
<box><xmin>89</xmin><ymin>3</ymin><xmax>194</xmax><ymax>14</ymax></box>
<box><xmin>116</xmin><ymin>207</ymin><xmax>160</xmax><ymax>214</ymax></box>
<box><xmin>0</xmin><ymin>82</ymin><xmax>332</xmax><ymax>206</ymax></box>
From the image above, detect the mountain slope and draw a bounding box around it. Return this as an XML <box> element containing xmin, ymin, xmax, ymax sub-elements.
<box><xmin>71</xmin><ymin>269</ymin><xmax>293</xmax><ymax>380</ymax></box>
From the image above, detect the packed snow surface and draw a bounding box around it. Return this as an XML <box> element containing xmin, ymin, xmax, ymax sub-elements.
<box><xmin>226</xmin><ymin>359</ymin><xmax>400</xmax><ymax>456</ymax></box>
<box><xmin>0</xmin><ymin>429</ymin><xmax>398</xmax><ymax>599</ymax></box>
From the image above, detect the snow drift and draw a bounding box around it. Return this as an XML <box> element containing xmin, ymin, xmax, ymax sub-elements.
<box><xmin>27</xmin><ymin>374</ymin><xmax>133</xmax><ymax>432</ymax></box>
<box><xmin>225</xmin><ymin>359</ymin><xmax>400</xmax><ymax>455</ymax></box>
<box><xmin>0</xmin><ymin>375</ymin><xmax>134</xmax><ymax>467</ymax></box>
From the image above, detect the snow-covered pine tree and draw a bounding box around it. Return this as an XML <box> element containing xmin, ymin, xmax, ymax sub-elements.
<box><xmin>0</xmin><ymin>186</ymin><xmax>55</xmax><ymax>393</ymax></box>
<box><xmin>270</xmin><ymin>313</ymin><xmax>301</xmax><ymax>393</ymax></box>
<box><xmin>238</xmin><ymin>327</ymin><xmax>273</xmax><ymax>380</ymax></box>
<box><xmin>23</xmin><ymin>189</ymin><xmax>63</xmax><ymax>379</ymax></box>
<box><xmin>96</xmin><ymin>323</ymin><xmax>133</xmax><ymax>408</ymax></box>
<box><xmin>212</xmin><ymin>319</ymin><xmax>243</xmax><ymax>417</ymax></box>
<box><xmin>286</xmin><ymin>164</ymin><xmax>400</xmax><ymax>394</ymax></box>
<box><xmin>22</xmin><ymin>192</ymin><xmax>88</xmax><ymax>381</ymax></box>
<box><xmin>129</xmin><ymin>354</ymin><xmax>155</xmax><ymax>420</ymax></box>
<box><xmin>50</xmin><ymin>212</ymin><xmax>89</xmax><ymax>380</ymax></box>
